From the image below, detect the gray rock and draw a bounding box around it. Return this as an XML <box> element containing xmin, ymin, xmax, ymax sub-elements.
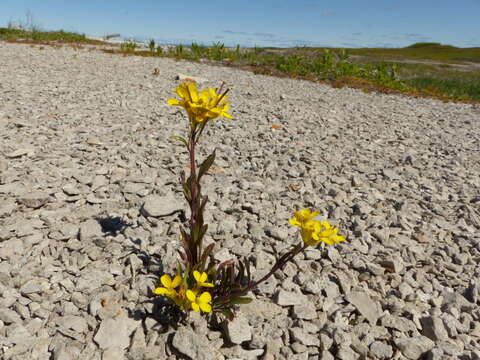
<box><xmin>346</xmin><ymin>290</ymin><xmax>381</xmax><ymax>324</ymax></box>
<box><xmin>172</xmin><ymin>327</ymin><xmax>218</xmax><ymax>360</ymax></box>
<box><xmin>0</xmin><ymin>307</ymin><xmax>23</xmax><ymax>324</ymax></box>
<box><xmin>426</xmin><ymin>348</ymin><xmax>444</xmax><ymax>360</ymax></box>
<box><xmin>79</xmin><ymin>219</ymin><xmax>103</xmax><ymax>241</ymax></box>
<box><xmin>53</xmin><ymin>344</ymin><xmax>82</xmax><ymax>360</ymax></box>
<box><xmin>20</xmin><ymin>278</ymin><xmax>51</xmax><ymax>295</ymax></box>
<box><xmin>6</xmin><ymin>147</ymin><xmax>34</xmax><ymax>158</ymax></box>
<box><xmin>223</xmin><ymin>313</ymin><xmax>252</xmax><ymax>344</ymax></box>
<box><xmin>18</xmin><ymin>191</ymin><xmax>50</xmax><ymax>208</ymax></box>
<box><xmin>275</xmin><ymin>290</ymin><xmax>308</xmax><ymax>306</ymax></box>
<box><xmin>57</xmin><ymin>315</ymin><xmax>88</xmax><ymax>333</ymax></box>
<box><xmin>102</xmin><ymin>347</ymin><xmax>125</xmax><ymax>360</ymax></box>
<box><xmin>369</xmin><ymin>341</ymin><xmax>393</xmax><ymax>359</ymax></box>
<box><xmin>290</xmin><ymin>327</ymin><xmax>320</xmax><ymax>347</ymax></box>
<box><xmin>395</xmin><ymin>336</ymin><xmax>435</xmax><ymax>360</ymax></box>
<box><xmin>293</xmin><ymin>303</ymin><xmax>317</xmax><ymax>320</ymax></box>
<box><xmin>421</xmin><ymin>316</ymin><xmax>449</xmax><ymax>341</ymax></box>
<box><xmin>141</xmin><ymin>194</ymin><xmax>182</xmax><ymax>217</ymax></box>
<box><xmin>337</xmin><ymin>345</ymin><xmax>359</xmax><ymax>360</ymax></box>
<box><xmin>6</xmin><ymin>323</ymin><xmax>35</xmax><ymax>347</ymax></box>
<box><xmin>94</xmin><ymin>313</ymin><xmax>138</xmax><ymax>350</ymax></box>
<box><xmin>77</xmin><ymin>270</ymin><xmax>115</xmax><ymax>292</ymax></box>
<box><xmin>62</xmin><ymin>183</ymin><xmax>81</xmax><ymax>196</ymax></box>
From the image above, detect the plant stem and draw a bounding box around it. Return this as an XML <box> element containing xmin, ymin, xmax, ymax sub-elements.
<box><xmin>249</xmin><ymin>243</ymin><xmax>308</xmax><ymax>290</ymax></box>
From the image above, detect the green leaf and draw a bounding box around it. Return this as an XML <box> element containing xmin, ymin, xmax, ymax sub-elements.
<box><xmin>198</xmin><ymin>150</ymin><xmax>216</xmax><ymax>180</ymax></box>
<box><xmin>199</xmin><ymin>243</ymin><xmax>214</xmax><ymax>269</ymax></box>
<box><xmin>170</xmin><ymin>136</ymin><xmax>188</xmax><ymax>146</ymax></box>
<box><xmin>221</xmin><ymin>308</ymin><xmax>235</xmax><ymax>321</ymax></box>
<box><xmin>230</xmin><ymin>297</ymin><xmax>253</xmax><ymax>305</ymax></box>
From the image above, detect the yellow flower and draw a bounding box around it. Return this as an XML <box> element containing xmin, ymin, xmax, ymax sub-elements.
<box><xmin>289</xmin><ymin>209</ymin><xmax>320</xmax><ymax>228</ymax></box>
<box><xmin>316</xmin><ymin>220</ymin><xmax>346</xmax><ymax>245</ymax></box>
<box><xmin>167</xmin><ymin>82</ymin><xmax>232</xmax><ymax>124</ymax></box>
<box><xmin>154</xmin><ymin>274</ymin><xmax>182</xmax><ymax>297</ymax></box>
<box><xmin>289</xmin><ymin>209</ymin><xmax>346</xmax><ymax>247</ymax></box>
<box><xmin>193</xmin><ymin>271</ymin><xmax>214</xmax><ymax>288</ymax></box>
<box><xmin>186</xmin><ymin>290</ymin><xmax>212</xmax><ymax>312</ymax></box>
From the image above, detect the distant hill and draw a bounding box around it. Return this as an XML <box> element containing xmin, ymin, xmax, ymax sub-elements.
<box><xmin>405</xmin><ymin>42</ymin><xmax>458</xmax><ymax>50</ymax></box>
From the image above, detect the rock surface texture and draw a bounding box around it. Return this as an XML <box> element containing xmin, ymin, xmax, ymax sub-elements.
<box><xmin>0</xmin><ymin>42</ymin><xmax>479</xmax><ymax>360</ymax></box>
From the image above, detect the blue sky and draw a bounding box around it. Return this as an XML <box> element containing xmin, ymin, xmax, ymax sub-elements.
<box><xmin>1</xmin><ymin>0</ymin><xmax>479</xmax><ymax>48</ymax></box>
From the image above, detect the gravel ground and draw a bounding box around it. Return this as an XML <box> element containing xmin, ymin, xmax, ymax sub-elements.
<box><xmin>0</xmin><ymin>41</ymin><xmax>479</xmax><ymax>360</ymax></box>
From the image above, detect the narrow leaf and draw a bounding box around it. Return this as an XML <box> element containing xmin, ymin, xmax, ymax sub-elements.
<box><xmin>198</xmin><ymin>150</ymin><xmax>216</xmax><ymax>180</ymax></box>
<box><xmin>170</xmin><ymin>135</ymin><xmax>188</xmax><ymax>146</ymax></box>
<box><xmin>230</xmin><ymin>297</ymin><xmax>253</xmax><ymax>305</ymax></box>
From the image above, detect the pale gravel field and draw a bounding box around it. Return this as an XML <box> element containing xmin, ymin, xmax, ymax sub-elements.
<box><xmin>0</xmin><ymin>41</ymin><xmax>479</xmax><ymax>360</ymax></box>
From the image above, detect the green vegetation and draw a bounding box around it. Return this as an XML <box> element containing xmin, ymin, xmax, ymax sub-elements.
<box><xmin>1</xmin><ymin>27</ymin><xmax>479</xmax><ymax>102</ymax></box>
<box><xmin>395</xmin><ymin>62</ymin><xmax>480</xmax><ymax>101</ymax></box>
<box><xmin>347</xmin><ymin>42</ymin><xmax>480</xmax><ymax>63</ymax></box>
<box><xmin>0</xmin><ymin>27</ymin><xmax>95</xmax><ymax>43</ymax></box>
<box><xmin>120</xmin><ymin>40</ymin><xmax>137</xmax><ymax>52</ymax></box>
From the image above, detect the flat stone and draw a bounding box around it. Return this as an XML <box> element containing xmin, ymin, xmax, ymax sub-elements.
<box><xmin>94</xmin><ymin>313</ymin><xmax>138</xmax><ymax>350</ymax></box>
<box><xmin>141</xmin><ymin>193</ymin><xmax>182</xmax><ymax>217</ymax></box>
<box><xmin>6</xmin><ymin>147</ymin><xmax>34</xmax><ymax>158</ymax></box>
<box><xmin>102</xmin><ymin>347</ymin><xmax>125</xmax><ymax>360</ymax></box>
<box><xmin>290</xmin><ymin>327</ymin><xmax>320</xmax><ymax>347</ymax></box>
<box><xmin>0</xmin><ymin>308</ymin><xmax>22</xmax><ymax>324</ymax></box>
<box><xmin>77</xmin><ymin>270</ymin><xmax>115</xmax><ymax>292</ymax></box>
<box><xmin>275</xmin><ymin>290</ymin><xmax>308</xmax><ymax>306</ymax></box>
<box><xmin>20</xmin><ymin>278</ymin><xmax>51</xmax><ymax>294</ymax></box>
<box><xmin>18</xmin><ymin>191</ymin><xmax>50</xmax><ymax>209</ymax></box>
<box><xmin>172</xmin><ymin>327</ymin><xmax>217</xmax><ymax>360</ymax></box>
<box><xmin>293</xmin><ymin>303</ymin><xmax>317</xmax><ymax>320</ymax></box>
<box><xmin>347</xmin><ymin>290</ymin><xmax>381</xmax><ymax>325</ymax></box>
<box><xmin>6</xmin><ymin>323</ymin><xmax>32</xmax><ymax>345</ymax></box>
<box><xmin>79</xmin><ymin>219</ymin><xmax>103</xmax><ymax>241</ymax></box>
<box><xmin>421</xmin><ymin>316</ymin><xmax>449</xmax><ymax>341</ymax></box>
<box><xmin>223</xmin><ymin>313</ymin><xmax>252</xmax><ymax>344</ymax></box>
<box><xmin>395</xmin><ymin>336</ymin><xmax>435</xmax><ymax>360</ymax></box>
<box><xmin>370</xmin><ymin>341</ymin><xmax>393</xmax><ymax>359</ymax></box>
<box><xmin>57</xmin><ymin>315</ymin><xmax>88</xmax><ymax>333</ymax></box>
<box><xmin>62</xmin><ymin>183</ymin><xmax>81</xmax><ymax>196</ymax></box>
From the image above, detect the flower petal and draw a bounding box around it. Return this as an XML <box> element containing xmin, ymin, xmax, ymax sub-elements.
<box><xmin>160</xmin><ymin>274</ymin><xmax>172</xmax><ymax>288</ymax></box>
<box><xmin>186</xmin><ymin>290</ymin><xmax>196</xmax><ymax>302</ymax></box>
<box><xmin>154</xmin><ymin>287</ymin><xmax>170</xmax><ymax>295</ymax></box>
<box><xmin>200</xmin><ymin>272</ymin><xmax>208</xmax><ymax>282</ymax></box>
<box><xmin>171</xmin><ymin>275</ymin><xmax>182</xmax><ymax>288</ymax></box>
<box><xmin>199</xmin><ymin>302</ymin><xmax>212</xmax><ymax>313</ymax></box>
<box><xmin>191</xmin><ymin>302</ymin><xmax>200</xmax><ymax>312</ymax></box>
<box><xmin>193</xmin><ymin>271</ymin><xmax>201</xmax><ymax>282</ymax></box>
<box><xmin>198</xmin><ymin>292</ymin><xmax>212</xmax><ymax>303</ymax></box>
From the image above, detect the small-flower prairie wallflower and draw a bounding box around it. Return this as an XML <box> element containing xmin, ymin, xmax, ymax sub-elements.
<box><xmin>186</xmin><ymin>290</ymin><xmax>212</xmax><ymax>313</ymax></box>
<box><xmin>289</xmin><ymin>209</ymin><xmax>346</xmax><ymax>246</ymax></box>
<box><xmin>289</xmin><ymin>209</ymin><xmax>319</xmax><ymax>227</ymax></box>
<box><xmin>167</xmin><ymin>82</ymin><xmax>232</xmax><ymax>124</ymax></box>
<box><xmin>193</xmin><ymin>271</ymin><xmax>214</xmax><ymax>288</ymax></box>
<box><xmin>154</xmin><ymin>274</ymin><xmax>182</xmax><ymax>296</ymax></box>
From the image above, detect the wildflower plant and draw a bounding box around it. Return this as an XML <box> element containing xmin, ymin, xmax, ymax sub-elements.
<box><xmin>155</xmin><ymin>81</ymin><xmax>346</xmax><ymax>319</ymax></box>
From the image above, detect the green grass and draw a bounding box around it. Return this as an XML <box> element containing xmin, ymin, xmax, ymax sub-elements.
<box><xmin>0</xmin><ymin>27</ymin><xmax>101</xmax><ymax>44</ymax></box>
<box><xmin>346</xmin><ymin>42</ymin><xmax>480</xmax><ymax>63</ymax></box>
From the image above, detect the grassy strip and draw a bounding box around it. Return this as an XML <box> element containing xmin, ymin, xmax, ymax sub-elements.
<box><xmin>0</xmin><ymin>27</ymin><xmax>103</xmax><ymax>44</ymax></box>
<box><xmin>346</xmin><ymin>42</ymin><xmax>480</xmax><ymax>63</ymax></box>
<box><xmin>1</xmin><ymin>28</ymin><xmax>479</xmax><ymax>103</ymax></box>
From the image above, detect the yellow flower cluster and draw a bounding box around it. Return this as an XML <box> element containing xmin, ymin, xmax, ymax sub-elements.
<box><xmin>167</xmin><ymin>82</ymin><xmax>232</xmax><ymax>125</ymax></box>
<box><xmin>154</xmin><ymin>271</ymin><xmax>214</xmax><ymax>313</ymax></box>
<box><xmin>289</xmin><ymin>209</ymin><xmax>346</xmax><ymax>246</ymax></box>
